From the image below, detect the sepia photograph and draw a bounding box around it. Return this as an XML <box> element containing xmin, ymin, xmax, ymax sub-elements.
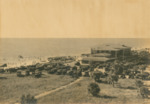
<box><xmin>0</xmin><ymin>0</ymin><xmax>150</xmax><ymax>104</ymax></box>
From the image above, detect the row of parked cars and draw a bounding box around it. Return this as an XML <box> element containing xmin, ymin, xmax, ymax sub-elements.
<box><xmin>1</xmin><ymin>59</ymin><xmax>150</xmax><ymax>81</ymax></box>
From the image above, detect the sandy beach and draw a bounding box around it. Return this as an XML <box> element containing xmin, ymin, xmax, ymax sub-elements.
<box><xmin>0</xmin><ymin>56</ymin><xmax>49</xmax><ymax>69</ymax></box>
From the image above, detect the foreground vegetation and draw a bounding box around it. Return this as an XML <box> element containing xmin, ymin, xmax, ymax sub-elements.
<box><xmin>0</xmin><ymin>50</ymin><xmax>150</xmax><ymax>104</ymax></box>
<box><xmin>38</xmin><ymin>77</ymin><xmax>145</xmax><ymax>104</ymax></box>
<box><xmin>0</xmin><ymin>73</ymin><xmax>75</xmax><ymax>103</ymax></box>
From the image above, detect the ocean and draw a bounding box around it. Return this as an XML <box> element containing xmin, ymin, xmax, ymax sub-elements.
<box><xmin>0</xmin><ymin>38</ymin><xmax>150</xmax><ymax>67</ymax></box>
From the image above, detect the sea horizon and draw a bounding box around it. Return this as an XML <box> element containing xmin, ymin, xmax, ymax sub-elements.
<box><xmin>0</xmin><ymin>38</ymin><xmax>150</xmax><ymax>66</ymax></box>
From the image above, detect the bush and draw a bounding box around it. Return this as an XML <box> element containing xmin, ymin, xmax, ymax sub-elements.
<box><xmin>88</xmin><ymin>82</ymin><xmax>100</xmax><ymax>96</ymax></box>
<box><xmin>20</xmin><ymin>94</ymin><xmax>37</xmax><ymax>104</ymax></box>
<box><xmin>140</xmin><ymin>87</ymin><xmax>149</xmax><ymax>98</ymax></box>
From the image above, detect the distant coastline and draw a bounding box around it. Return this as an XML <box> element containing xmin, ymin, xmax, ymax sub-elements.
<box><xmin>1</xmin><ymin>38</ymin><xmax>150</xmax><ymax>68</ymax></box>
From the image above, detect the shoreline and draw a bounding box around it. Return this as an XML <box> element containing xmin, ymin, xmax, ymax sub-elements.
<box><xmin>0</xmin><ymin>57</ymin><xmax>48</xmax><ymax>69</ymax></box>
<box><xmin>0</xmin><ymin>55</ymin><xmax>79</xmax><ymax>70</ymax></box>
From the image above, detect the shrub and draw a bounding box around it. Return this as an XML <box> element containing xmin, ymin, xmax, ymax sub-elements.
<box><xmin>140</xmin><ymin>87</ymin><xmax>149</xmax><ymax>98</ymax></box>
<box><xmin>88</xmin><ymin>82</ymin><xmax>100</xmax><ymax>96</ymax></box>
<box><xmin>20</xmin><ymin>94</ymin><xmax>37</xmax><ymax>104</ymax></box>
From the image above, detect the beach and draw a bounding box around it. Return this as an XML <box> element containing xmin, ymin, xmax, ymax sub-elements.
<box><xmin>0</xmin><ymin>38</ymin><xmax>150</xmax><ymax>104</ymax></box>
<box><xmin>1</xmin><ymin>38</ymin><xmax>150</xmax><ymax>67</ymax></box>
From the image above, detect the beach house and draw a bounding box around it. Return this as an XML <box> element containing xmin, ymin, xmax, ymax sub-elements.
<box><xmin>81</xmin><ymin>44</ymin><xmax>131</xmax><ymax>65</ymax></box>
<box><xmin>91</xmin><ymin>44</ymin><xmax>131</xmax><ymax>58</ymax></box>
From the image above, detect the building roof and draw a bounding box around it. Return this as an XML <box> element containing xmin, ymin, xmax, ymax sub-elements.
<box><xmin>82</xmin><ymin>57</ymin><xmax>114</xmax><ymax>62</ymax></box>
<box><xmin>91</xmin><ymin>44</ymin><xmax>131</xmax><ymax>51</ymax></box>
<box><xmin>90</xmin><ymin>53</ymin><xmax>111</xmax><ymax>57</ymax></box>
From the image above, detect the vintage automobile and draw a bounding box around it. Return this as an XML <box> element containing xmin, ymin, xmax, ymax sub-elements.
<box><xmin>136</xmin><ymin>72</ymin><xmax>150</xmax><ymax>80</ymax></box>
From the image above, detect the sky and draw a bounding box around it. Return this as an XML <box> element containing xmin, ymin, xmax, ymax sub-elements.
<box><xmin>1</xmin><ymin>0</ymin><xmax>150</xmax><ymax>38</ymax></box>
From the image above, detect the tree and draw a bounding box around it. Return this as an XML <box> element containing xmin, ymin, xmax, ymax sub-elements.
<box><xmin>88</xmin><ymin>82</ymin><xmax>100</xmax><ymax>96</ymax></box>
<box><xmin>20</xmin><ymin>94</ymin><xmax>37</xmax><ymax>104</ymax></box>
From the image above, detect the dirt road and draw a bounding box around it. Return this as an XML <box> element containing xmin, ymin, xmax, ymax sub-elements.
<box><xmin>35</xmin><ymin>77</ymin><xmax>84</xmax><ymax>99</ymax></box>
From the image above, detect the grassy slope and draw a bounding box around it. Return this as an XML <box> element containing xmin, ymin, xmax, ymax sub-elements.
<box><xmin>38</xmin><ymin>77</ymin><xmax>145</xmax><ymax>104</ymax></box>
<box><xmin>0</xmin><ymin>73</ymin><xmax>75</xmax><ymax>103</ymax></box>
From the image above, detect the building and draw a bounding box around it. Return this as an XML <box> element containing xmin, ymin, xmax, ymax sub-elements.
<box><xmin>91</xmin><ymin>44</ymin><xmax>131</xmax><ymax>59</ymax></box>
<box><xmin>81</xmin><ymin>44</ymin><xmax>131</xmax><ymax>65</ymax></box>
